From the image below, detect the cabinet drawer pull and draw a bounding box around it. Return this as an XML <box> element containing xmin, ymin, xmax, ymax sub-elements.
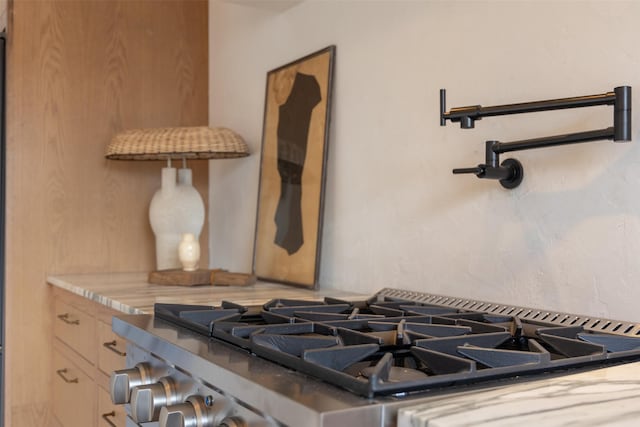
<box><xmin>57</xmin><ymin>313</ymin><xmax>80</xmax><ymax>325</ymax></box>
<box><xmin>103</xmin><ymin>340</ymin><xmax>126</xmax><ymax>357</ymax></box>
<box><xmin>56</xmin><ymin>368</ymin><xmax>79</xmax><ymax>383</ymax></box>
<box><xmin>101</xmin><ymin>411</ymin><xmax>117</xmax><ymax>427</ymax></box>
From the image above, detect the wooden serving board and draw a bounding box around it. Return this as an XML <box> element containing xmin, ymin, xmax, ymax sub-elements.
<box><xmin>148</xmin><ymin>269</ymin><xmax>257</xmax><ymax>287</ymax></box>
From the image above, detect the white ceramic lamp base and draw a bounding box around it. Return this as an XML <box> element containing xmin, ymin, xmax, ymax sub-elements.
<box><xmin>149</xmin><ymin>166</ymin><xmax>204</xmax><ymax>270</ymax></box>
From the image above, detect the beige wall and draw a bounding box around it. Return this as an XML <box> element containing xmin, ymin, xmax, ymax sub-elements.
<box><xmin>6</xmin><ymin>1</ymin><xmax>208</xmax><ymax>425</ymax></box>
<box><xmin>209</xmin><ymin>0</ymin><xmax>640</xmax><ymax>322</ymax></box>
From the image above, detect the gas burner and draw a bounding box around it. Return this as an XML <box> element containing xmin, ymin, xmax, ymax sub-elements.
<box><xmin>358</xmin><ymin>366</ymin><xmax>429</xmax><ymax>383</ymax></box>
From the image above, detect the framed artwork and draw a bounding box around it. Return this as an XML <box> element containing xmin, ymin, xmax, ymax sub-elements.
<box><xmin>253</xmin><ymin>46</ymin><xmax>335</xmax><ymax>288</ymax></box>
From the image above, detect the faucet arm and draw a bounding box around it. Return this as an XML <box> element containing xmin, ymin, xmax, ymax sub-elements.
<box><xmin>493</xmin><ymin>127</ymin><xmax>616</xmax><ymax>154</ymax></box>
<box><xmin>440</xmin><ymin>86</ymin><xmax>630</xmax><ymax>135</ymax></box>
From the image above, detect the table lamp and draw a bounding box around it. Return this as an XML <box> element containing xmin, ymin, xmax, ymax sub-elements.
<box><xmin>106</xmin><ymin>126</ymin><xmax>249</xmax><ymax>270</ymax></box>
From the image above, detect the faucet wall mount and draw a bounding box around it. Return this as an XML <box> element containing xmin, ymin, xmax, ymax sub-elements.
<box><xmin>440</xmin><ymin>86</ymin><xmax>632</xmax><ymax>189</ymax></box>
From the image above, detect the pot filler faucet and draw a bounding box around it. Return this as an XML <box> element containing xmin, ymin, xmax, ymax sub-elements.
<box><xmin>440</xmin><ymin>86</ymin><xmax>632</xmax><ymax>189</ymax></box>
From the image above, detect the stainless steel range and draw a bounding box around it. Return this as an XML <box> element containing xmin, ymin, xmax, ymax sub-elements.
<box><xmin>109</xmin><ymin>288</ymin><xmax>640</xmax><ymax>426</ymax></box>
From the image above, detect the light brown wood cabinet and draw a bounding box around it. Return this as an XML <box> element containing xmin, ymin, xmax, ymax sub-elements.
<box><xmin>6</xmin><ymin>1</ymin><xmax>208</xmax><ymax>424</ymax></box>
<box><xmin>52</xmin><ymin>345</ymin><xmax>95</xmax><ymax>427</ymax></box>
<box><xmin>52</xmin><ymin>288</ymin><xmax>127</xmax><ymax>427</ymax></box>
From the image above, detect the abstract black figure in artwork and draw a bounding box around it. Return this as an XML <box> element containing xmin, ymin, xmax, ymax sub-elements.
<box><xmin>274</xmin><ymin>72</ymin><xmax>321</xmax><ymax>255</ymax></box>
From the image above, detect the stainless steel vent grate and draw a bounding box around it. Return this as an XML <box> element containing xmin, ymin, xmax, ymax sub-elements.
<box><xmin>376</xmin><ymin>288</ymin><xmax>640</xmax><ymax>337</ymax></box>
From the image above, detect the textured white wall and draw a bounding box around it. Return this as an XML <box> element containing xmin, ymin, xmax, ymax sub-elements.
<box><xmin>209</xmin><ymin>0</ymin><xmax>640</xmax><ymax>322</ymax></box>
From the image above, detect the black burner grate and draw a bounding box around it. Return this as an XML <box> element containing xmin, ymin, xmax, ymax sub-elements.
<box><xmin>153</xmin><ymin>292</ymin><xmax>640</xmax><ymax>398</ymax></box>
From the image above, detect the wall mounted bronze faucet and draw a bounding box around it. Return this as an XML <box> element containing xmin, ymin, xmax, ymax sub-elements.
<box><xmin>440</xmin><ymin>86</ymin><xmax>632</xmax><ymax>189</ymax></box>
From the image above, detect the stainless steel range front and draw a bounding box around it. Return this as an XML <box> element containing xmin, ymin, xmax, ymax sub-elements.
<box><xmin>110</xmin><ymin>288</ymin><xmax>640</xmax><ymax>427</ymax></box>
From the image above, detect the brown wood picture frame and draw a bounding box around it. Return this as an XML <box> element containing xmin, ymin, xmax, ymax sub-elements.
<box><xmin>253</xmin><ymin>46</ymin><xmax>335</xmax><ymax>288</ymax></box>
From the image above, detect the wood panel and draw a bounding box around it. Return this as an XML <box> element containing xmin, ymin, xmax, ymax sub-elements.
<box><xmin>53</xmin><ymin>298</ymin><xmax>97</xmax><ymax>364</ymax></box>
<box><xmin>96</xmin><ymin>318</ymin><xmax>127</xmax><ymax>376</ymax></box>
<box><xmin>4</xmin><ymin>1</ymin><xmax>209</xmax><ymax>425</ymax></box>
<box><xmin>97</xmin><ymin>385</ymin><xmax>127</xmax><ymax>427</ymax></box>
<box><xmin>52</xmin><ymin>342</ymin><xmax>96</xmax><ymax>427</ymax></box>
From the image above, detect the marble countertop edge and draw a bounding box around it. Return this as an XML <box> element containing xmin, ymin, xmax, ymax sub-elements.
<box><xmin>46</xmin><ymin>272</ymin><xmax>367</xmax><ymax>315</ymax></box>
<box><xmin>47</xmin><ymin>274</ymin><xmax>144</xmax><ymax>314</ymax></box>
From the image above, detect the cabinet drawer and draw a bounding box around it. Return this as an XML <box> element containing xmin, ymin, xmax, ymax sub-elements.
<box><xmin>97</xmin><ymin>385</ymin><xmax>126</xmax><ymax>427</ymax></box>
<box><xmin>54</xmin><ymin>298</ymin><xmax>96</xmax><ymax>363</ymax></box>
<box><xmin>53</xmin><ymin>348</ymin><xmax>96</xmax><ymax>427</ymax></box>
<box><xmin>97</xmin><ymin>320</ymin><xmax>127</xmax><ymax>375</ymax></box>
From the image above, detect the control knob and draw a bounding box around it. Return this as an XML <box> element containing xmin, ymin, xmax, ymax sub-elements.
<box><xmin>159</xmin><ymin>395</ymin><xmax>235</xmax><ymax>427</ymax></box>
<box><xmin>131</xmin><ymin>376</ymin><xmax>184</xmax><ymax>423</ymax></box>
<box><xmin>110</xmin><ymin>362</ymin><xmax>156</xmax><ymax>404</ymax></box>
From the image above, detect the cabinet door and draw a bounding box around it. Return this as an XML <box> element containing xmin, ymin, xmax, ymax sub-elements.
<box><xmin>54</xmin><ymin>298</ymin><xmax>96</xmax><ymax>363</ymax></box>
<box><xmin>97</xmin><ymin>385</ymin><xmax>126</xmax><ymax>427</ymax></box>
<box><xmin>52</xmin><ymin>347</ymin><xmax>96</xmax><ymax>427</ymax></box>
<box><xmin>97</xmin><ymin>319</ymin><xmax>127</xmax><ymax>375</ymax></box>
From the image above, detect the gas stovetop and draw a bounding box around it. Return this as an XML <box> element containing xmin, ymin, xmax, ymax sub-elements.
<box><xmin>153</xmin><ymin>288</ymin><xmax>640</xmax><ymax>399</ymax></box>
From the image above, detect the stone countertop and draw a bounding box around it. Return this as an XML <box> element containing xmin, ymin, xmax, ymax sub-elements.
<box><xmin>397</xmin><ymin>360</ymin><xmax>640</xmax><ymax>427</ymax></box>
<box><xmin>47</xmin><ymin>272</ymin><xmax>366</xmax><ymax>314</ymax></box>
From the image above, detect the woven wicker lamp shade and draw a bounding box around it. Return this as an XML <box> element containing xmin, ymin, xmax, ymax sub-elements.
<box><xmin>106</xmin><ymin>126</ymin><xmax>249</xmax><ymax>160</ymax></box>
<box><xmin>106</xmin><ymin>126</ymin><xmax>249</xmax><ymax>272</ymax></box>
